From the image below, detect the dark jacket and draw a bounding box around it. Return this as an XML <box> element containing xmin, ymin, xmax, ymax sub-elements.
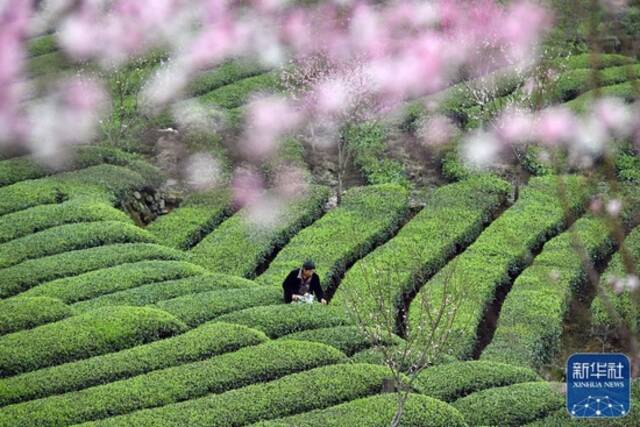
<box><xmin>282</xmin><ymin>268</ymin><xmax>324</xmax><ymax>303</ymax></box>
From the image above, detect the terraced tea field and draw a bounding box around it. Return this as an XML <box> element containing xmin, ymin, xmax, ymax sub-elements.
<box><xmin>1</xmin><ymin>144</ymin><xmax>639</xmax><ymax>426</ymax></box>
<box><xmin>2</xmin><ymin>32</ymin><xmax>640</xmax><ymax>426</ymax></box>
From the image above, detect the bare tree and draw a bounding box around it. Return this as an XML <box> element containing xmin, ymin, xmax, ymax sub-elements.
<box><xmin>339</xmin><ymin>256</ymin><xmax>466</xmax><ymax>427</ymax></box>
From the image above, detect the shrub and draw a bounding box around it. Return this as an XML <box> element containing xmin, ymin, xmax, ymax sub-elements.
<box><xmin>257</xmin><ymin>184</ymin><xmax>410</xmax><ymax>292</ymax></box>
<box><xmin>591</xmin><ymin>225</ymin><xmax>640</xmax><ymax>331</ymax></box>
<box><xmin>72</xmin><ymin>273</ymin><xmax>258</xmax><ymax>312</ymax></box>
<box><xmin>0</xmin><ymin>322</ymin><xmax>267</xmax><ymax>406</ymax></box>
<box><xmin>0</xmin><ymin>221</ymin><xmax>155</xmax><ymax>269</ymax></box>
<box><xmin>332</xmin><ymin>175</ymin><xmax>509</xmax><ymax>324</ymax></box>
<box><xmin>156</xmin><ymin>287</ymin><xmax>284</xmax><ymax>327</ymax></box>
<box><xmin>413</xmin><ymin>360</ymin><xmax>540</xmax><ymax>402</ymax></box>
<box><xmin>0</xmin><ymin>179</ymin><xmax>64</xmax><ymax>216</ymax></box>
<box><xmin>190</xmin><ymin>185</ymin><xmax>330</xmax><ymax>277</ymax></box>
<box><xmin>0</xmin><ymin>297</ymin><xmax>74</xmax><ymax>336</ymax></box>
<box><xmin>198</xmin><ymin>71</ymin><xmax>280</xmax><ymax>109</ymax></box>
<box><xmin>482</xmin><ymin>215</ymin><xmax>616</xmax><ymax>369</ymax></box>
<box><xmin>280</xmin><ymin>326</ymin><xmax>403</xmax><ymax>356</ymax></box>
<box><xmin>84</xmin><ymin>363</ymin><xmax>392</xmax><ymax>427</ymax></box>
<box><xmin>547</xmin><ymin>64</ymin><xmax>640</xmax><ymax>103</ymax></box>
<box><xmin>0</xmin><ymin>157</ymin><xmax>51</xmax><ymax>188</ymax></box>
<box><xmin>0</xmin><ymin>306</ymin><xmax>187</xmax><ymax>377</ymax></box>
<box><xmin>344</xmin><ymin>122</ymin><xmax>410</xmax><ymax>188</ymax></box>
<box><xmin>27</xmin><ymin>34</ymin><xmax>57</xmax><ymax>57</ymax></box>
<box><xmin>0</xmin><ymin>145</ymin><xmax>159</xmax><ymax>188</ymax></box>
<box><xmin>452</xmin><ymin>382</ymin><xmax>565</xmax><ymax>426</ymax></box>
<box><xmin>616</xmin><ymin>151</ymin><xmax>640</xmax><ymax>183</ymax></box>
<box><xmin>521</xmin><ymin>145</ymin><xmax>555</xmax><ymax>176</ymax></box>
<box><xmin>0</xmin><ymin>198</ymin><xmax>131</xmax><ymax>244</ymax></box>
<box><xmin>408</xmin><ymin>175</ymin><xmax>591</xmax><ymax>359</ymax></box>
<box><xmin>0</xmin><ymin>243</ymin><xmax>186</xmax><ymax>298</ymax></box>
<box><xmin>186</xmin><ymin>60</ymin><xmax>269</xmax><ymax>97</ymax></box>
<box><xmin>556</xmin><ymin>53</ymin><xmax>636</xmax><ymax>70</ymax></box>
<box><xmin>0</xmin><ymin>341</ymin><xmax>346</xmax><ymax>426</ymax></box>
<box><xmin>147</xmin><ymin>189</ymin><xmax>233</xmax><ymax>249</ymax></box>
<box><xmin>0</xmin><ymin>163</ymin><xmax>162</xmax><ymax>216</ymax></box>
<box><xmin>440</xmin><ymin>146</ymin><xmax>472</xmax><ymax>182</ymax></box>
<box><xmin>252</xmin><ymin>393</ymin><xmax>467</xmax><ymax>427</ymax></box>
<box><xmin>21</xmin><ymin>260</ymin><xmax>207</xmax><ymax>303</ymax></box>
<box><xmin>215</xmin><ymin>304</ymin><xmax>353</xmax><ymax>338</ymax></box>
<box><xmin>566</xmin><ymin>80</ymin><xmax>638</xmax><ymax>112</ymax></box>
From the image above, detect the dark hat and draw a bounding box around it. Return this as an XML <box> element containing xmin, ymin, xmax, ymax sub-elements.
<box><xmin>302</xmin><ymin>259</ymin><xmax>316</xmax><ymax>270</ymax></box>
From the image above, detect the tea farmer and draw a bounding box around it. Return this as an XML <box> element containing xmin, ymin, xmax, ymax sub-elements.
<box><xmin>282</xmin><ymin>260</ymin><xmax>327</xmax><ymax>304</ymax></box>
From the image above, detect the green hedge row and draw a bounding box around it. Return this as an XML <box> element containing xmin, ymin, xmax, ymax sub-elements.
<box><xmin>0</xmin><ymin>322</ymin><xmax>267</xmax><ymax>406</ymax></box>
<box><xmin>566</xmin><ymin>80</ymin><xmax>639</xmax><ymax>112</ymax></box>
<box><xmin>526</xmin><ymin>400</ymin><xmax>640</xmax><ymax>426</ymax></box>
<box><xmin>0</xmin><ymin>163</ymin><xmax>162</xmax><ymax>216</ymax></box>
<box><xmin>548</xmin><ymin>64</ymin><xmax>640</xmax><ymax>103</ymax></box>
<box><xmin>408</xmin><ymin>175</ymin><xmax>591</xmax><ymax>359</ymax></box>
<box><xmin>156</xmin><ymin>287</ymin><xmax>284</xmax><ymax>327</ymax></box>
<box><xmin>198</xmin><ymin>71</ymin><xmax>280</xmax><ymax>109</ymax></box>
<box><xmin>482</xmin><ymin>215</ymin><xmax>615</xmax><ymax>369</ymax></box>
<box><xmin>187</xmin><ymin>60</ymin><xmax>270</xmax><ymax>97</ymax></box>
<box><xmin>72</xmin><ymin>273</ymin><xmax>258</xmax><ymax>313</ymax></box>
<box><xmin>216</xmin><ymin>304</ymin><xmax>353</xmax><ymax>338</ymax></box>
<box><xmin>147</xmin><ymin>189</ymin><xmax>233</xmax><ymax>249</ymax></box>
<box><xmin>0</xmin><ymin>198</ymin><xmax>131</xmax><ymax>244</ymax></box>
<box><xmin>257</xmin><ymin>184</ymin><xmax>410</xmax><ymax>292</ymax></box>
<box><xmin>413</xmin><ymin>360</ymin><xmax>540</xmax><ymax>402</ymax></box>
<box><xmin>0</xmin><ymin>297</ymin><xmax>73</xmax><ymax>336</ymax></box>
<box><xmin>85</xmin><ymin>363</ymin><xmax>391</xmax><ymax>427</ymax></box>
<box><xmin>591</xmin><ymin>225</ymin><xmax>640</xmax><ymax>331</ymax></box>
<box><xmin>556</xmin><ymin>53</ymin><xmax>636</xmax><ymax>70</ymax></box>
<box><xmin>252</xmin><ymin>393</ymin><xmax>467</xmax><ymax>427</ymax></box>
<box><xmin>27</xmin><ymin>34</ymin><xmax>57</xmax><ymax>57</ymax></box>
<box><xmin>0</xmin><ymin>341</ymin><xmax>346</xmax><ymax>426</ymax></box>
<box><xmin>344</xmin><ymin>122</ymin><xmax>411</xmax><ymax>188</ymax></box>
<box><xmin>0</xmin><ymin>145</ymin><xmax>160</xmax><ymax>188</ymax></box>
<box><xmin>0</xmin><ymin>221</ymin><xmax>155</xmax><ymax>269</ymax></box>
<box><xmin>0</xmin><ymin>243</ymin><xmax>185</xmax><ymax>298</ymax></box>
<box><xmin>190</xmin><ymin>185</ymin><xmax>330</xmax><ymax>277</ymax></box>
<box><xmin>21</xmin><ymin>260</ymin><xmax>207</xmax><ymax>303</ymax></box>
<box><xmin>332</xmin><ymin>175</ymin><xmax>509</xmax><ymax>324</ymax></box>
<box><xmin>451</xmin><ymin>382</ymin><xmax>565</xmax><ymax>426</ymax></box>
<box><xmin>0</xmin><ymin>306</ymin><xmax>187</xmax><ymax>378</ymax></box>
<box><xmin>280</xmin><ymin>326</ymin><xmax>403</xmax><ymax>356</ymax></box>
<box><xmin>0</xmin><ymin>179</ymin><xmax>64</xmax><ymax>216</ymax></box>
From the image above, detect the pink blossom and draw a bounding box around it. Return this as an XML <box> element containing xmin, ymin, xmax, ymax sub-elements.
<box><xmin>231</xmin><ymin>167</ymin><xmax>265</xmax><ymax>208</ymax></box>
<box><xmin>26</xmin><ymin>77</ymin><xmax>108</xmax><ymax>164</ymax></box>
<box><xmin>589</xmin><ymin>197</ymin><xmax>604</xmax><ymax>214</ymax></box>
<box><xmin>495</xmin><ymin>108</ymin><xmax>534</xmax><ymax>144</ymax></box>
<box><xmin>611</xmin><ymin>274</ymin><xmax>639</xmax><ymax>295</ymax></box>
<box><xmin>243</xmin><ymin>96</ymin><xmax>301</xmax><ymax>160</ymax></box>
<box><xmin>184</xmin><ymin>152</ymin><xmax>222</xmax><ymax>191</ymax></box>
<box><xmin>461</xmin><ymin>130</ymin><xmax>502</xmax><ymax>169</ymax></box>
<box><xmin>535</xmin><ymin>106</ymin><xmax>577</xmax><ymax>145</ymax></box>
<box><xmin>315</xmin><ymin>78</ymin><xmax>348</xmax><ymax>116</ymax></box>
<box><xmin>274</xmin><ymin>167</ymin><xmax>308</xmax><ymax>200</ymax></box>
<box><xmin>244</xmin><ymin>193</ymin><xmax>285</xmax><ymax>229</ymax></box>
<box><xmin>606</xmin><ymin>199</ymin><xmax>622</xmax><ymax>217</ymax></box>
<box><xmin>419</xmin><ymin>114</ymin><xmax>457</xmax><ymax>146</ymax></box>
<box><xmin>592</xmin><ymin>97</ymin><xmax>633</xmax><ymax>138</ymax></box>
